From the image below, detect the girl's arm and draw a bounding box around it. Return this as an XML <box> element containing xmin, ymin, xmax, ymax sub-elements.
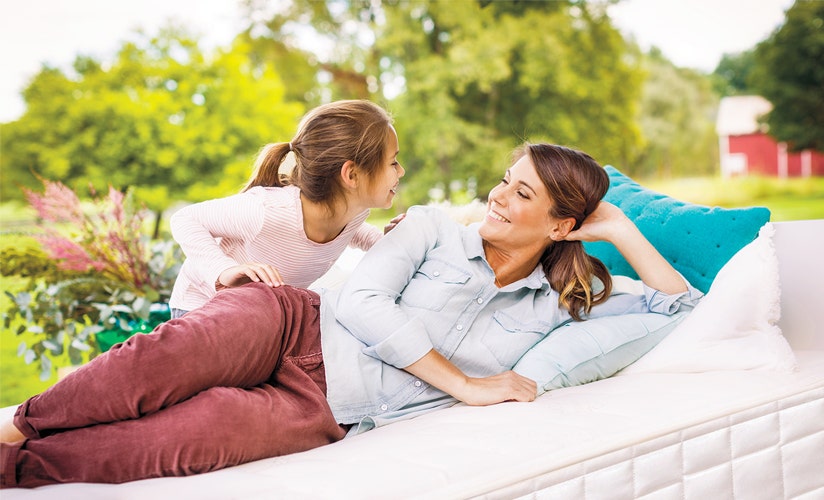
<box><xmin>170</xmin><ymin>192</ymin><xmax>266</xmax><ymax>290</ymax></box>
<box><xmin>566</xmin><ymin>201</ymin><xmax>688</xmax><ymax>295</ymax></box>
<box><xmin>348</xmin><ymin>214</ymin><xmax>407</xmax><ymax>252</ymax></box>
<box><xmin>349</xmin><ymin>220</ymin><xmax>383</xmax><ymax>251</ymax></box>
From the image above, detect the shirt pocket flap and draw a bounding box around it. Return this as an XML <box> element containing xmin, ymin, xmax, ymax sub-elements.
<box><xmin>492</xmin><ymin>310</ymin><xmax>551</xmax><ymax>335</ymax></box>
<box><xmin>415</xmin><ymin>260</ymin><xmax>471</xmax><ymax>284</ymax></box>
<box><xmin>400</xmin><ymin>259</ymin><xmax>471</xmax><ymax>311</ymax></box>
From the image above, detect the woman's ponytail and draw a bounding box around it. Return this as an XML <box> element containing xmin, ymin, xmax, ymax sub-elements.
<box><xmin>542</xmin><ymin>241</ymin><xmax>612</xmax><ymax>321</ymax></box>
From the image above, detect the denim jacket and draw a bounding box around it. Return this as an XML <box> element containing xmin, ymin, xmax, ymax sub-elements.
<box><xmin>319</xmin><ymin>206</ymin><xmax>702</xmax><ymax>431</ymax></box>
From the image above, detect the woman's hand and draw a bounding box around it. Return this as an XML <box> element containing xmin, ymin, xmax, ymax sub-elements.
<box><xmin>454</xmin><ymin>371</ymin><xmax>537</xmax><ymax>406</ymax></box>
<box><xmin>404</xmin><ymin>350</ymin><xmax>537</xmax><ymax>406</ymax></box>
<box><xmin>383</xmin><ymin>213</ymin><xmax>406</xmax><ymax>234</ymax></box>
<box><xmin>564</xmin><ymin>201</ymin><xmax>631</xmax><ymax>243</ymax></box>
<box><xmin>217</xmin><ymin>263</ymin><xmax>284</xmax><ymax>290</ymax></box>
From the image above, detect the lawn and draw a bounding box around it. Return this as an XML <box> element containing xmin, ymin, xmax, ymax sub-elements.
<box><xmin>1</xmin><ymin>175</ymin><xmax>822</xmax><ymax>407</ymax></box>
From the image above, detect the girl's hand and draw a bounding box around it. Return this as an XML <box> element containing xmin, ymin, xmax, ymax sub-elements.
<box><xmin>217</xmin><ymin>263</ymin><xmax>284</xmax><ymax>290</ymax></box>
<box><xmin>383</xmin><ymin>213</ymin><xmax>406</xmax><ymax>234</ymax></box>
<box><xmin>564</xmin><ymin>201</ymin><xmax>631</xmax><ymax>243</ymax></box>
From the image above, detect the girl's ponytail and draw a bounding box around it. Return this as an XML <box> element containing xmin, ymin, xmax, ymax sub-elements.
<box><xmin>240</xmin><ymin>101</ymin><xmax>393</xmax><ymax>212</ymax></box>
<box><xmin>242</xmin><ymin>142</ymin><xmax>291</xmax><ymax>192</ymax></box>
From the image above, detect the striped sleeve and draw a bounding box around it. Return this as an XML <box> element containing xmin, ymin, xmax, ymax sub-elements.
<box><xmin>170</xmin><ymin>192</ymin><xmax>265</xmax><ymax>291</ymax></box>
<box><xmin>349</xmin><ymin>220</ymin><xmax>383</xmax><ymax>251</ymax></box>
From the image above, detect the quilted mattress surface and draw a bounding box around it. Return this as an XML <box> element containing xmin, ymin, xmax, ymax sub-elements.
<box><xmin>3</xmin><ymin>351</ymin><xmax>823</xmax><ymax>500</ymax></box>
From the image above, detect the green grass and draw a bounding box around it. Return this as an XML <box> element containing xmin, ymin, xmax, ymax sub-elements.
<box><xmin>642</xmin><ymin>175</ymin><xmax>824</xmax><ymax>221</ymax></box>
<box><xmin>1</xmin><ymin>175</ymin><xmax>822</xmax><ymax>407</ymax></box>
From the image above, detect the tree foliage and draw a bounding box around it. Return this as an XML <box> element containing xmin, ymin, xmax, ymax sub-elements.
<box><xmin>635</xmin><ymin>51</ymin><xmax>719</xmax><ymax>178</ymax></box>
<box><xmin>0</xmin><ymin>27</ymin><xmax>303</xmax><ymax>211</ymax></box>
<box><xmin>244</xmin><ymin>0</ymin><xmax>645</xmax><ymax>204</ymax></box>
<box><xmin>1</xmin><ymin>0</ymin><xmax>756</xmax><ymax>216</ymax></box>
<box><xmin>712</xmin><ymin>50</ymin><xmax>756</xmax><ymax>97</ymax></box>
<box><xmin>751</xmin><ymin>0</ymin><xmax>824</xmax><ymax>151</ymax></box>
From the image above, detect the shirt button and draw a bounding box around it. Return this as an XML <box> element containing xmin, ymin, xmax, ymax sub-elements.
<box><xmin>477</xmin><ymin>298</ymin><xmax>483</xmax><ymax>304</ymax></box>
<box><xmin>433</xmin><ymin>271</ymin><xmax>440</xmax><ymax>277</ymax></box>
<box><xmin>414</xmin><ymin>380</ymin><xmax>422</xmax><ymax>387</ymax></box>
<box><xmin>380</xmin><ymin>404</ymin><xmax>388</xmax><ymax>411</ymax></box>
<box><xmin>456</xmin><ymin>324</ymin><xmax>463</xmax><ymax>331</ymax></box>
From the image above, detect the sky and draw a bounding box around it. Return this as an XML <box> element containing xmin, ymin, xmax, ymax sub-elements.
<box><xmin>0</xmin><ymin>0</ymin><xmax>795</xmax><ymax>123</ymax></box>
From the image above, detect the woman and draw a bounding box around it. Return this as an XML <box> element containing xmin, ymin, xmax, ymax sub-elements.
<box><xmin>0</xmin><ymin>143</ymin><xmax>701</xmax><ymax>487</ymax></box>
<box><xmin>169</xmin><ymin>99</ymin><xmax>405</xmax><ymax>317</ymax></box>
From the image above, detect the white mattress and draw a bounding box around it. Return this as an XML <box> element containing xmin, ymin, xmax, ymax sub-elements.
<box><xmin>4</xmin><ymin>350</ymin><xmax>823</xmax><ymax>499</ymax></box>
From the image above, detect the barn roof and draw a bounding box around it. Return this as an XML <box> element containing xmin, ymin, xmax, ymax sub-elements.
<box><xmin>716</xmin><ymin>95</ymin><xmax>773</xmax><ymax>136</ymax></box>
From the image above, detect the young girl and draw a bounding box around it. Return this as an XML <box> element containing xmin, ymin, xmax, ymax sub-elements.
<box><xmin>168</xmin><ymin>99</ymin><xmax>404</xmax><ymax>317</ymax></box>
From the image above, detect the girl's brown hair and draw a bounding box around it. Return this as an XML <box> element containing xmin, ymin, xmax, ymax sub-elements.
<box><xmin>242</xmin><ymin>100</ymin><xmax>393</xmax><ymax>210</ymax></box>
<box><xmin>517</xmin><ymin>143</ymin><xmax>613</xmax><ymax>320</ymax></box>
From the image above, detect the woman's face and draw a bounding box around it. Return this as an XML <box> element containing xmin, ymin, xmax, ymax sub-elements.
<box><xmin>478</xmin><ymin>154</ymin><xmax>558</xmax><ymax>252</ymax></box>
<box><xmin>361</xmin><ymin>125</ymin><xmax>404</xmax><ymax>209</ymax></box>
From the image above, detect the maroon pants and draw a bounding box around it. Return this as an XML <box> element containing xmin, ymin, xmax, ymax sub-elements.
<box><xmin>1</xmin><ymin>283</ymin><xmax>346</xmax><ymax>488</ymax></box>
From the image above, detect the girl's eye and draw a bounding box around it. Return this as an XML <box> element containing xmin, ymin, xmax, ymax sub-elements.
<box><xmin>517</xmin><ymin>191</ymin><xmax>529</xmax><ymax>199</ymax></box>
<box><xmin>500</xmin><ymin>177</ymin><xmax>509</xmax><ymax>184</ymax></box>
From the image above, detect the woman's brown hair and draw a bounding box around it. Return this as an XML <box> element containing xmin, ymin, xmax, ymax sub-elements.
<box><xmin>242</xmin><ymin>100</ymin><xmax>393</xmax><ymax>211</ymax></box>
<box><xmin>518</xmin><ymin>143</ymin><xmax>613</xmax><ymax>320</ymax></box>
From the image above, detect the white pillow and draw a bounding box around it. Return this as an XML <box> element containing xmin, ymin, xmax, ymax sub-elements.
<box><xmin>621</xmin><ymin>222</ymin><xmax>796</xmax><ymax>374</ymax></box>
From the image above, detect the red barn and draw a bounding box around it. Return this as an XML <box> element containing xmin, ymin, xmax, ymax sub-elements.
<box><xmin>716</xmin><ymin>95</ymin><xmax>824</xmax><ymax>178</ymax></box>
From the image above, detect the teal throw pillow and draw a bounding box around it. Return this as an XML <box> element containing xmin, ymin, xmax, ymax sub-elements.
<box><xmin>583</xmin><ymin>166</ymin><xmax>770</xmax><ymax>292</ymax></box>
<box><xmin>513</xmin><ymin>312</ymin><xmax>688</xmax><ymax>395</ymax></box>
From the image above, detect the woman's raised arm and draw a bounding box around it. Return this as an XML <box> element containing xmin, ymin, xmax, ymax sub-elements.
<box><xmin>566</xmin><ymin>201</ymin><xmax>687</xmax><ymax>295</ymax></box>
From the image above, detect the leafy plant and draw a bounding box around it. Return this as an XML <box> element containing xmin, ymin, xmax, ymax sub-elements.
<box><xmin>1</xmin><ymin>179</ymin><xmax>182</xmax><ymax>380</ymax></box>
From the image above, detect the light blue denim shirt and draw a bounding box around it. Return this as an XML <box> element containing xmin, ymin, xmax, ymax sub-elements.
<box><xmin>319</xmin><ymin>206</ymin><xmax>702</xmax><ymax>433</ymax></box>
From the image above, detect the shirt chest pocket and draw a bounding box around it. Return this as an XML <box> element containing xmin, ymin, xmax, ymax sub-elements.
<box><xmin>483</xmin><ymin>310</ymin><xmax>551</xmax><ymax>367</ymax></box>
<box><xmin>399</xmin><ymin>260</ymin><xmax>471</xmax><ymax>312</ymax></box>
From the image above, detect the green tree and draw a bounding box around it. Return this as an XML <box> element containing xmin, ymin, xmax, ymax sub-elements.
<box><xmin>751</xmin><ymin>0</ymin><xmax>824</xmax><ymax>151</ymax></box>
<box><xmin>634</xmin><ymin>51</ymin><xmax>719</xmax><ymax>178</ymax></box>
<box><xmin>248</xmin><ymin>0</ymin><xmax>644</xmax><ymax>204</ymax></box>
<box><xmin>712</xmin><ymin>49</ymin><xmax>756</xmax><ymax>97</ymax></box>
<box><xmin>0</xmin><ymin>27</ymin><xmax>303</xmax><ymax>232</ymax></box>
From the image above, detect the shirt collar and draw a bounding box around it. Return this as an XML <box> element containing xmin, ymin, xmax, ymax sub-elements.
<box><xmin>463</xmin><ymin>223</ymin><xmax>552</xmax><ymax>295</ymax></box>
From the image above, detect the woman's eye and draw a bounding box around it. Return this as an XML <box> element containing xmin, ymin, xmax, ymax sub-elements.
<box><xmin>500</xmin><ymin>178</ymin><xmax>509</xmax><ymax>184</ymax></box>
<box><xmin>517</xmin><ymin>190</ymin><xmax>529</xmax><ymax>199</ymax></box>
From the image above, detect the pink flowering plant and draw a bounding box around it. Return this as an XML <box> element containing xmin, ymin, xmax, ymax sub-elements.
<box><xmin>2</xmin><ymin>178</ymin><xmax>182</xmax><ymax>380</ymax></box>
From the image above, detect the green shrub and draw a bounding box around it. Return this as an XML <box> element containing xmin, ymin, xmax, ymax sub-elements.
<box><xmin>1</xmin><ymin>179</ymin><xmax>182</xmax><ymax>380</ymax></box>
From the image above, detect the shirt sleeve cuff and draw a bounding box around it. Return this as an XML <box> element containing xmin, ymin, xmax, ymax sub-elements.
<box><xmin>643</xmin><ymin>279</ymin><xmax>704</xmax><ymax>314</ymax></box>
<box><xmin>203</xmin><ymin>257</ymin><xmax>241</xmax><ymax>291</ymax></box>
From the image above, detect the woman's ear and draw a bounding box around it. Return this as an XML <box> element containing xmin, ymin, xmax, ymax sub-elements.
<box><xmin>340</xmin><ymin>160</ymin><xmax>358</xmax><ymax>189</ymax></box>
<box><xmin>549</xmin><ymin>217</ymin><xmax>576</xmax><ymax>241</ymax></box>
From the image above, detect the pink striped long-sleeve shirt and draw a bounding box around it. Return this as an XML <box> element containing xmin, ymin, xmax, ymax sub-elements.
<box><xmin>169</xmin><ymin>185</ymin><xmax>382</xmax><ymax>312</ymax></box>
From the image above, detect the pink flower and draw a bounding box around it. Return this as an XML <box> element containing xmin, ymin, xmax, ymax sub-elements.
<box><xmin>24</xmin><ymin>179</ymin><xmax>84</xmax><ymax>225</ymax></box>
<box><xmin>26</xmin><ymin>178</ymin><xmax>155</xmax><ymax>291</ymax></box>
<box><xmin>38</xmin><ymin>234</ymin><xmax>104</xmax><ymax>272</ymax></box>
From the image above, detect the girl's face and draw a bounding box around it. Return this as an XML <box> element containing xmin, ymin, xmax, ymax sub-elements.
<box><xmin>361</xmin><ymin>125</ymin><xmax>404</xmax><ymax>209</ymax></box>
<box><xmin>479</xmin><ymin>155</ymin><xmax>559</xmax><ymax>252</ymax></box>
